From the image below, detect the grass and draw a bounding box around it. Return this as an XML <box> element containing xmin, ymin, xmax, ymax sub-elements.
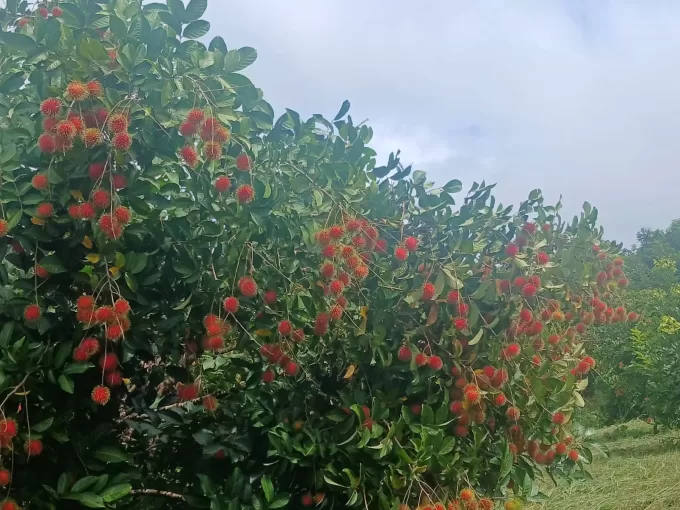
<box><xmin>526</xmin><ymin>420</ymin><xmax>680</xmax><ymax>510</ymax></box>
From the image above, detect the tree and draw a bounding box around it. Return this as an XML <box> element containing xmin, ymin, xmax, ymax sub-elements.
<box><xmin>0</xmin><ymin>0</ymin><xmax>625</xmax><ymax>508</ymax></box>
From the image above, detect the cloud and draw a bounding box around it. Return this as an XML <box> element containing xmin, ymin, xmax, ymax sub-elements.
<box><xmin>206</xmin><ymin>0</ymin><xmax>680</xmax><ymax>245</ymax></box>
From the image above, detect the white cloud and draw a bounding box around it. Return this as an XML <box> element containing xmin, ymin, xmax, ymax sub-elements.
<box><xmin>206</xmin><ymin>0</ymin><xmax>680</xmax><ymax>244</ymax></box>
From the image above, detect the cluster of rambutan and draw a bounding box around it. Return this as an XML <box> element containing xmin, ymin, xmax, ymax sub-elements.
<box><xmin>397</xmin><ymin>345</ymin><xmax>446</xmax><ymax>372</ymax></box>
<box><xmin>178</xmin><ymin>108</ymin><xmax>230</xmax><ymax>165</ymax></box>
<box><xmin>400</xmin><ymin>490</ymin><xmax>495</xmax><ymax>510</ymax></box>
<box><xmin>594</xmin><ymin>249</ymin><xmax>629</xmax><ymax>288</ymax></box>
<box><xmin>259</xmin><ymin>343</ymin><xmax>300</xmax><ymax>379</ymax></box>
<box><xmin>300</xmin><ymin>492</ymin><xmax>325</xmax><ymax>507</ymax></box>
<box><xmin>37</xmin><ymin>80</ymin><xmax>116</xmax><ymax>154</ymax></box>
<box><xmin>75</xmin><ymin>295</ymin><xmax>131</xmax><ymax>339</ymax></box>
<box><xmin>202</xmin><ymin>313</ymin><xmax>230</xmax><ymax>352</ymax></box>
<box><xmin>16</xmin><ymin>5</ymin><xmax>62</xmax><ymax>29</ymax></box>
<box><xmin>177</xmin><ymin>381</ymin><xmax>200</xmax><ymax>402</ymax></box>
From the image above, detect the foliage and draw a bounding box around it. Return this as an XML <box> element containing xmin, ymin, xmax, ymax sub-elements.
<box><xmin>586</xmin><ymin>224</ymin><xmax>680</xmax><ymax>428</ymax></box>
<box><xmin>0</xmin><ymin>0</ymin><xmax>626</xmax><ymax>509</ymax></box>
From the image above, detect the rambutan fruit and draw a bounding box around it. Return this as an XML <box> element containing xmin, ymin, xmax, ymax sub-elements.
<box><xmin>262</xmin><ymin>369</ymin><xmax>275</xmax><ymax>383</ymax></box>
<box><xmin>223</xmin><ymin>296</ymin><xmax>239</xmax><ymax>314</ymax></box>
<box><xmin>238</xmin><ymin>277</ymin><xmax>257</xmax><ymax>297</ymax></box>
<box><xmin>284</xmin><ymin>361</ymin><xmax>299</xmax><ymax>377</ymax></box>
<box><xmin>203</xmin><ymin>395</ymin><xmax>218</xmax><ymax>412</ymax></box>
<box><xmin>454</xmin><ymin>318</ymin><xmax>468</xmax><ymax>331</ymax></box>
<box><xmin>108</xmin><ymin>113</ymin><xmax>128</xmax><ymax>133</ymax></box>
<box><xmin>495</xmin><ymin>393</ymin><xmax>507</xmax><ymax>406</ymax></box>
<box><xmin>521</xmin><ymin>283</ymin><xmax>537</xmax><ymax>298</ymax></box>
<box><xmin>89</xmin><ymin>162</ymin><xmax>106</xmax><ymax>180</ymax></box>
<box><xmin>235</xmin><ymin>153</ymin><xmax>252</xmax><ymax>171</ymax></box>
<box><xmin>106</xmin><ymin>324</ymin><xmax>123</xmax><ymax>341</ymax></box>
<box><xmin>40</xmin><ymin>97</ymin><xmax>61</xmax><ymax>116</ymax></box>
<box><xmin>112</xmin><ymin>131</ymin><xmax>132</xmax><ymax>151</ymax></box>
<box><xmin>428</xmin><ymin>355</ymin><xmax>443</xmax><ymax>371</ymax></box>
<box><xmin>214</xmin><ymin>176</ymin><xmax>231</xmax><ymax>193</ymax></box>
<box><xmin>398</xmin><ymin>345</ymin><xmax>411</xmax><ymax>362</ymax></box>
<box><xmin>354</xmin><ymin>265</ymin><xmax>369</xmax><ymax>279</ymax></box>
<box><xmin>25</xmin><ymin>438</ymin><xmax>43</xmax><ymax>456</ymax></box>
<box><xmin>460</xmin><ymin>489</ymin><xmax>474</xmax><ymax>502</ymax></box>
<box><xmin>505</xmin><ymin>243</ymin><xmax>519</xmax><ymax>257</ymax></box>
<box><xmin>38</xmin><ymin>133</ymin><xmax>56</xmax><ymax>153</ymax></box>
<box><xmin>415</xmin><ymin>352</ymin><xmax>429</xmax><ymax>367</ymax></box>
<box><xmin>404</xmin><ymin>236</ymin><xmax>418</xmax><ymax>251</ymax></box>
<box><xmin>314</xmin><ymin>313</ymin><xmax>329</xmax><ymax>335</ymax></box>
<box><xmin>421</xmin><ymin>282</ymin><xmax>436</xmax><ymax>301</ymax></box>
<box><xmin>567</xmin><ymin>449</ymin><xmax>579</xmax><ymax>461</ymax></box>
<box><xmin>91</xmin><ymin>385</ymin><xmax>110</xmax><ymax>405</ymax></box>
<box><xmin>552</xmin><ymin>411</ymin><xmax>566</xmax><ymax>425</ymax></box>
<box><xmin>464</xmin><ymin>385</ymin><xmax>481</xmax><ymax>404</ymax></box>
<box><xmin>203</xmin><ymin>141</ymin><xmax>222</xmax><ymax>161</ymax></box>
<box><xmin>105</xmin><ymin>371</ymin><xmax>123</xmax><ymax>387</ymax></box>
<box><xmin>278</xmin><ymin>320</ymin><xmax>293</xmax><ymax>336</ymax></box>
<box><xmin>114</xmin><ymin>206</ymin><xmax>131</xmax><ymax>225</ymax></box>
<box><xmin>329</xmin><ymin>304</ymin><xmax>343</xmax><ymax>321</ymax></box>
<box><xmin>81</xmin><ymin>337</ymin><xmax>99</xmax><ymax>356</ymax></box>
<box><xmin>24</xmin><ymin>304</ymin><xmax>41</xmax><ymax>321</ymax></box>
<box><xmin>79</xmin><ymin>202</ymin><xmax>95</xmax><ymax>220</ymax></box>
<box><xmin>86</xmin><ymin>80</ymin><xmax>104</xmax><ymax>98</ymax></box>
<box><xmin>394</xmin><ymin>246</ymin><xmax>408</xmax><ymax>261</ymax></box>
<box><xmin>187</xmin><ymin>108</ymin><xmax>205</xmax><ymax>124</ymax></box>
<box><xmin>180</xmin><ymin>145</ymin><xmax>199</xmax><ymax>167</ymax></box>
<box><xmin>506</xmin><ymin>406</ymin><xmax>520</xmax><ymax>421</ymax></box>
<box><xmin>0</xmin><ymin>469</ymin><xmax>11</xmax><ymax>487</ymax></box>
<box><xmin>99</xmin><ymin>353</ymin><xmax>118</xmax><ymax>372</ymax></box>
<box><xmin>0</xmin><ymin>419</ymin><xmax>17</xmax><ymax>438</ymax></box>
<box><xmin>236</xmin><ymin>184</ymin><xmax>255</xmax><ymax>204</ymax></box>
<box><xmin>177</xmin><ymin>382</ymin><xmax>199</xmax><ymax>401</ymax></box>
<box><xmin>320</xmin><ymin>262</ymin><xmax>335</xmax><ymax>279</ymax></box>
<box><xmin>65</xmin><ymin>81</ymin><xmax>89</xmax><ymax>101</ymax></box>
<box><xmin>31</xmin><ymin>174</ymin><xmax>49</xmax><ymax>191</ymax></box>
<box><xmin>82</xmin><ymin>128</ymin><xmax>102</xmax><ymax>148</ymax></box>
<box><xmin>536</xmin><ymin>252</ymin><xmax>550</xmax><ymax>265</ymax></box>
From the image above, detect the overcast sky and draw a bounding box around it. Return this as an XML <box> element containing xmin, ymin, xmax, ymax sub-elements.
<box><xmin>205</xmin><ymin>0</ymin><xmax>680</xmax><ymax>246</ymax></box>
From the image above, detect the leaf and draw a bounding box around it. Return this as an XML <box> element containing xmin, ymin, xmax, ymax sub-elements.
<box><xmin>237</xmin><ymin>46</ymin><xmax>257</xmax><ymax>69</ymax></box>
<box><xmin>63</xmin><ymin>493</ymin><xmax>105</xmax><ymax>508</ymax></box>
<box><xmin>72</xmin><ymin>476</ymin><xmax>99</xmax><ymax>493</ymax></box>
<box><xmin>58</xmin><ymin>374</ymin><xmax>74</xmax><ymax>394</ymax></box>
<box><xmin>254</xmin><ymin>329</ymin><xmax>271</xmax><ymax>337</ymax></box>
<box><xmin>93</xmin><ymin>446</ymin><xmax>129</xmax><ymax>463</ymax></box>
<box><xmin>261</xmin><ymin>476</ymin><xmax>274</xmax><ymax>503</ymax></box>
<box><xmin>334</xmin><ymin>100</ymin><xmax>350</xmax><ymax>121</ymax></box>
<box><xmin>426</xmin><ymin>303</ymin><xmax>439</xmax><ymax>326</ymax></box>
<box><xmin>183</xmin><ymin>20</ymin><xmax>210</xmax><ymax>39</ymax></box>
<box><xmin>63</xmin><ymin>363</ymin><xmax>94</xmax><ymax>374</ymax></box>
<box><xmin>125</xmin><ymin>272</ymin><xmax>138</xmax><ymax>292</ymax></box>
<box><xmin>38</xmin><ymin>255</ymin><xmax>66</xmax><ymax>273</ymax></box>
<box><xmin>468</xmin><ymin>329</ymin><xmax>483</xmax><ymax>346</ymax></box>
<box><xmin>0</xmin><ymin>322</ymin><xmax>15</xmax><ymax>348</ymax></box>
<box><xmin>173</xmin><ymin>293</ymin><xmax>192</xmax><ymax>310</ymax></box>
<box><xmin>0</xmin><ymin>32</ymin><xmax>38</xmax><ymax>51</ymax></box>
<box><xmin>82</xmin><ymin>236</ymin><xmax>93</xmax><ymax>249</ymax></box>
<box><xmin>443</xmin><ymin>179</ymin><xmax>463</xmax><ymax>193</ymax></box>
<box><xmin>343</xmin><ymin>365</ymin><xmax>356</xmax><ymax>379</ymax></box>
<box><xmin>86</xmin><ymin>254</ymin><xmax>100</xmax><ymax>264</ymax></box>
<box><xmin>0</xmin><ymin>72</ymin><xmax>26</xmax><ymax>94</ymax></box>
<box><xmin>270</xmin><ymin>495</ymin><xmax>290</xmax><ymax>509</ymax></box>
<box><xmin>100</xmin><ymin>483</ymin><xmax>132</xmax><ymax>502</ymax></box>
<box><xmin>32</xmin><ymin>417</ymin><xmax>54</xmax><ymax>433</ymax></box>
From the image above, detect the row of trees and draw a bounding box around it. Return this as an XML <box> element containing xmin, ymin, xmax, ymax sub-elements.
<box><xmin>586</xmin><ymin>220</ymin><xmax>680</xmax><ymax>427</ymax></box>
<box><xmin>0</xmin><ymin>0</ymin><xmax>624</xmax><ymax>508</ymax></box>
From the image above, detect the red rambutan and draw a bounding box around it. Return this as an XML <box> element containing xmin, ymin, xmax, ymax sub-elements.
<box><xmin>91</xmin><ymin>385</ymin><xmax>111</xmax><ymax>405</ymax></box>
<box><xmin>236</xmin><ymin>184</ymin><xmax>255</xmax><ymax>204</ymax></box>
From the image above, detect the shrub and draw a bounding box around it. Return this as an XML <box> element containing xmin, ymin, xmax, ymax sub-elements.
<box><xmin>0</xmin><ymin>0</ymin><xmax>623</xmax><ymax>508</ymax></box>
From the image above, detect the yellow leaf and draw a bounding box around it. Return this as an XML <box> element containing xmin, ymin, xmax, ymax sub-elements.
<box><xmin>254</xmin><ymin>329</ymin><xmax>271</xmax><ymax>337</ymax></box>
<box><xmin>109</xmin><ymin>266</ymin><xmax>120</xmax><ymax>277</ymax></box>
<box><xmin>426</xmin><ymin>303</ymin><xmax>438</xmax><ymax>326</ymax></box>
<box><xmin>82</xmin><ymin>236</ymin><xmax>93</xmax><ymax>249</ymax></box>
<box><xmin>344</xmin><ymin>364</ymin><xmax>356</xmax><ymax>379</ymax></box>
<box><xmin>31</xmin><ymin>218</ymin><xmax>45</xmax><ymax>225</ymax></box>
<box><xmin>359</xmin><ymin>306</ymin><xmax>369</xmax><ymax>319</ymax></box>
<box><xmin>70</xmin><ymin>190</ymin><xmax>84</xmax><ymax>201</ymax></box>
<box><xmin>86</xmin><ymin>253</ymin><xmax>100</xmax><ymax>264</ymax></box>
<box><xmin>14</xmin><ymin>391</ymin><xmax>30</xmax><ymax>396</ymax></box>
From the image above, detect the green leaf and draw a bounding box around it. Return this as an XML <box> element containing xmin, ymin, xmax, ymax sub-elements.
<box><xmin>261</xmin><ymin>475</ymin><xmax>274</xmax><ymax>503</ymax></box>
<box><xmin>183</xmin><ymin>20</ymin><xmax>210</xmax><ymax>39</ymax></box>
<box><xmin>0</xmin><ymin>32</ymin><xmax>38</xmax><ymax>51</ymax></box>
<box><xmin>443</xmin><ymin>179</ymin><xmax>463</xmax><ymax>193</ymax></box>
<box><xmin>468</xmin><ymin>329</ymin><xmax>483</xmax><ymax>346</ymax></box>
<box><xmin>93</xmin><ymin>446</ymin><xmax>129</xmax><ymax>464</ymax></box>
<box><xmin>0</xmin><ymin>322</ymin><xmax>15</xmax><ymax>348</ymax></box>
<box><xmin>334</xmin><ymin>100</ymin><xmax>350</xmax><ymax>121</ymax></box>
<box><xmin>57</xmin><ymin>473</ymin><xmax>70</xmax><ymax>495</ymax></box>
<box><xmin>31</xmin><ymin>417</ymin><xmax>54</xmax><ymax>433</ymax></box>
<box><xmin>72</xmin><ymin>476</ymin><xmax>99</xmax><ymax>493</ymax></box>
<box><xmin>237</xmin><ymin>46</ymin><xmax>257</xmax><ymax>69</ymax></box>
<box><xmin>184</xmin><ymin>0</ymin><xmax>207</xmax><ymax>21</ymax></box>
<box><xmin>100</xmin><ymin>483</ymin><xmax>132</xmax><ymax>502</ymax></box>
<box><xmin>63</xmin><ymin>493</ymin><xmax>105</xmax><ymax>508</ymax></box>
<box><xmin>58</xmin><ymin>374</ymin><xmax>74</xmax><ymax>394</ymax></box>
<box><xmin>0</xmin><ymin>72</ymin><xmax>26</xmax><ymax>94</ymax></box>
<box><xmin>63</xmin><ymin>363</ymin><xmax>94</xmax><ymax>375</ymax></box>
<box><xmin>270</xmin><ymin>495</ymin><xmax>290</xmax><ymax>509</ymax></box>
<box><xmin>38</xmin><ymin>254</ymin><xmax>67</xmax><ymax>273</ymax></box>
<box><xmin>125</xmin><ymin>272</ymin><xmax>138</xmax><ymax>292</ymax></box>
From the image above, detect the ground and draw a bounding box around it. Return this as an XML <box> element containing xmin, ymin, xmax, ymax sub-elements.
<box><xmin>527</xmin><ymin>420</ymin><xmax>680</xmax><ymax>510</ymax></box>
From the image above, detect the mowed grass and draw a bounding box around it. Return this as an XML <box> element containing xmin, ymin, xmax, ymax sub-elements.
<box><xmin>527</xmin><ymin>420</ymin><xmax>680</xmax><ymax>510</ymax></box>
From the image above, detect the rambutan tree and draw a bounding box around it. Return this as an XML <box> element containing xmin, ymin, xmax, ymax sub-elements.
<box><xmin>0</xmin><ymin>0</ymin><xmax>624</xmax><ymax>509</ymax></box>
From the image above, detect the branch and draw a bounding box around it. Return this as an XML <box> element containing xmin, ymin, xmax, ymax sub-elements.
<box><xmin>131</xmin><ymin>489</ymin><xmax>185</xmax><ymax>500</ymax></box>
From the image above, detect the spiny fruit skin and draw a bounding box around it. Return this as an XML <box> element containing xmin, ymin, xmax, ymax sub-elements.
<box><xmin>66</xmin><ymin>81</ymin><xmax>89</xmax><ymax>101</ymax></box>
<box><xmin>1</xmin><ymin>499</ymin><xmax>19</xmax><ymax>510</ymax></box>
<box><xmin>204</xmin><ymin>141</ymin><xmax>222</xmax><ymax>161</ymax></box>
<box><xmin>99</xmin><ymin>353</ymin><xmax>118</xmax><ymax>372</ymax></box>
<box><xmin>0</xmin><ymin>468</ymin><xmax>11</xmax><ymax>487</ymax></box>
<box><xmin>180</xmin><ymin>120</ymin><xmax>199</xmax><ymax>137</ymax></box>
<box><xmin>292</xmin><ymin>328</ymin><xmax>305</xmax><ymax>343</ymax></box>
<box><xmin>203</xmin><ymin>395</ymin><xmax>218</xmax><ymax>412</ymax></box>
<box><xmin>108</xmin><ymin>113</ymin><xmax>128</xmax><ymax>133</ymax></box>
<box><xmin>106</xmin><ymin>324</ymin><xmax>123</xmax><ymax>341</ymax></box>
<box><xmin>24</xmin><ymin>304</ymin><xmax>41</xmax><ymax>321</ymax></box>
<box><xmin>278</xmin><ymin>320</ymin><xmax>293</xmax><ymax>336</ymax></box>
<box><xmin>398</xmin><ymin>345</ymin><xmax>412</xmax><ymax>362</ymax></box>
<box><xmin>505</xmin><ymin>242</ymin><xmax>519</xmax><ymax>257</ymax></box>
<box><xmin>112</xmin><ymin>175</ymin><xmax>127</xmax><ymax>191</ymax></box>
<box><xmin>81</xmin><ymin>337</ymin><xmax>100</xmax><ymax>356</ymax></box>
<box><xmin>36</xmin><ymin>202</ymin><xmax>54</xmax><ymax>218</ymax></box>
<box><xmin>89</xmin><ymin>162</ymin><xmax>106</xmax><ymax>180</ymax></box>
<box><xmin>112</xmin><ymin>131</ymin><xmax>133</xmax><ymax>151</ymax></box>
<box><xmin>236</xmin><ymin>184</ymin><xmax>255</xmax><ymax>204</ymax></box>
<box><xmin>236</xmin><ymin>154</ymin><xmax>251</xmax><ymax>171</ymax></box>
<box><xmin>177</xmin><ymin>382</ymin><xmax>199</xmax><ymax>401</ymax></box>
<box><xmin>92</xmin><ymin>189</ymin><xmax>110</xmax><ymax>209</ymax></box>
<box><xmin>506</xmin><ymin>406</ymin><xmax>521</xmax><ymax>421</ymax></box>
<box><xmin>56</xmin><ymin>120</ymin><xmax>77</xmax><ymax>140</ymax></box>
<box><xmin>25</xmin><ymin>438</ymin><xmax>43</xmax><ymax>456</ymax></box>
<box><xmin>404</xmin><ymin>236</ymin><xmax>418</xmax><ymax>251</ymax></box>
<box><xmin>447</xmin><ymin>290</ymin><xmax>461</xmax><ymax>304</ymax></box>
<box><xmin>454</xmin><ymin>318</ymin><xmax>468</xmax><ymax>331</ymax></box>
<box><xmin>329</xmin><ymin>279</ymin><xmax>344</xmax><ymax>295</ymax></box>
<box><xmin>114</xmin><ymin>206</ymin><xmax>131</xmax><ymax>225</ymax></box>
<box><xmin>40</xmin><ymin>97</ymin><xmax>62</xmax><ymax>116</ymax></box>
<box><xmin>105</xmin><ymin>371</ymin><xmax>123</xmax><ymax>387</ymax></box>
<box><xmin>329</xmin><ymin>304</ymin><xmax>343</xmax><ymax>321</ymax></box>
<box><xmin>223</xmin><ymin>296</ymin><xmax>239</xmax><ymax>314</ymax></box>
<box><xmin>415</xmin><ymin>352</ymin><xmax>428</xmax><ymax>367</ymax></box>
<box><xmin>215</xmin><ymin>176</ymin><xmax>231</xmax><ymax>193</ymax></box>
<box><xmin>238</xmin><ymin>277</ymin><xmax>257</xmax><ymax>297</ymax></box>
<box><xmin>394</xmin><ymin>246</ymin><xmax>408</xmax><ymax>261</ymax></box>
<box><xmin>86</xmin><ymin>79</ymin><xmax>104</xmax><ymax>97</ymax></box>
<box><xmin>91</xmin><ymin>385</ymin><xmax>111</xmax><ymax>405</ymax></box>
<box><xmin>495</xmin><ymin>393</ymin><xmax>507</xmax><ymax>406</ymax></box>
<box><xmin>262</xmin><ymin>369</ymin><xmax>275</xmax><ymax>384</ymax></box>
<box><xmin>421</xmin><ymin>282</ymin><xmax>436</xmax><ymax>301</ymax></box>
<box><xmin>428</xmin><ymin>355</ymin><xmax>443</xmax><ymax>371</ymax></box>
<box><xmin>521</xmin><ymin>283</ymin><xmax>537</xmax><ymax>298</ymax></box>
<box><xmin>181</xmin><ymin>146</ymin><xmax>198</xmax><ymax>167</ymax></box>
<box><xmin>552</xmin><ymin>411</ymin><xmax>566</xmax><ymax>425</ymax></box>
<box><xmin>284</xmin><ymin>361</ymin><xmax>299</xmax><ymax>377</ymax></box>
<box><xmin>187</xmin><ymin>108</ymin><xmax>205</xmax><ymax>124</ymax></box>
<box><xmin>567</xmin><ymin>449</ymin><xmax>579</xmax><ymax>461</ymax></box>
<box><xmin>82</xmin><ymin>128</ymin><xmax>103</xmax><ymax>147</ymax></box>
<box><xmin>460</xmin><ymin>489</ymin><xmax>474</xmax><ymax>502</ymax></box>
<box><xmin>354</xmin><ymin>264</ymin><xmax>369</xmax><ymax>279</ymax></box>
<box><xmin>38</xmin><ymin>133</ymin><xmax>56</xmax><ymax>153</ymax></box>
<box><xmin>464</xmin><ymin>385</ymin><xmax>481</xmax><ymax>404</ymax></box>
<box><xmin>31</xmin><ymin>174</ymin><xmax>49</xmax><ymax>190</ymax></box>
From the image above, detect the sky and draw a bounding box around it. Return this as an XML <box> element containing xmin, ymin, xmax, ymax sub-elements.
<box><xmin>205</xmin><ymin>0</ymin><xmax>680</xmax><ymax>246</ymax></box>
